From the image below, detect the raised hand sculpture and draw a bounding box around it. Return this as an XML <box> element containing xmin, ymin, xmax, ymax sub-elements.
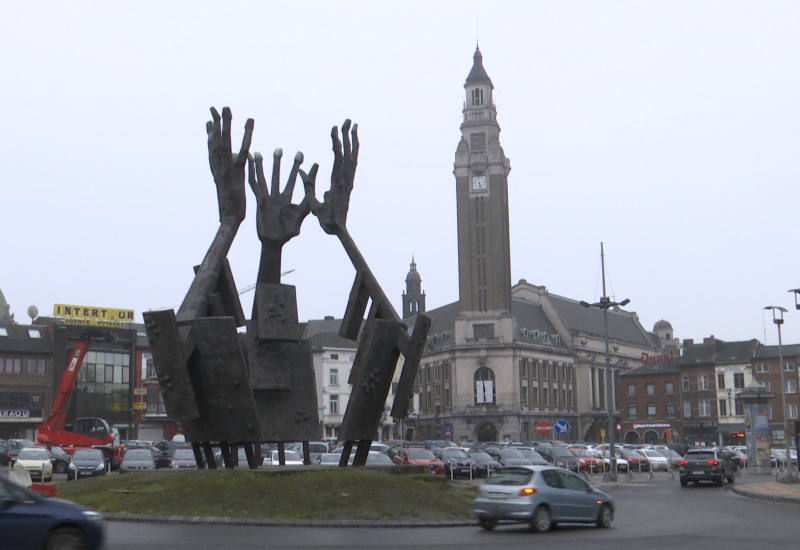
<box><xmin>302</xmin><ymin>121</ymin><xmax>430</xmax><ymax>466</ymax></box>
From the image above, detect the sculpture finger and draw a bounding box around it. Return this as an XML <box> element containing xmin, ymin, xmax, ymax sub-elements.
<box><xmin>350</xmin><ymin>123</ymin><xmax>359</xmax><ymax>166</ymax></box>
<box><xmin>331</xmin><ymin>125</ymin><xmax>343</xmax><ymax>171</ymax></box>
<box><xmin>300</xmin><ymin>164</ymin><xmax>320</xmax><ymax>207</ymax></box>
<box><xmin>270</xmin><ymin>148</ymin><xmax>283</xmax><ymax>196</ymax></box>
<box><xmin>283</xmin><ymin>151</ymin><xmax>304</xmax><ymax>198</ymax></box>
<box><xmin>247</xmin><ymin>153</ymin><xmax>264</xmax><ymax>200</ymax></box>
<box><xmin>221</xmin><ymin>107</ymin><xmax>233</xmax><ymax>155</ymax></box>
<box><xmin>235</xmin><ymin>118</ymin><xmax>254</xmax><ymax>171</ymax></box>
<box><xmin>341</xmin><ymin>119</ymin><xmax>352</xmax><ymax>159</ymax></box>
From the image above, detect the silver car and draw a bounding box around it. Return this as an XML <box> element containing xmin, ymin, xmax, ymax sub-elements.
<box><xmin>119</xmin><ymin>449</ymin><xmax>156</xmax><ymax>473</ymax></box>
<box><xmin>474</xmin><ymin>465</ymin><xmax>615</xmax><ymax>532</ymax></box>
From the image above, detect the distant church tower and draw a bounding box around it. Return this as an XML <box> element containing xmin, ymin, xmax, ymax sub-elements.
<box><xmin>454</xmin><ymin>46</ymin><xmax>512</xmax><ymax>315</ymax></box>
<box><xmin>402</xmin><ymin>257</ymin><xmax>426</xmax><ymax>318</ymax></box>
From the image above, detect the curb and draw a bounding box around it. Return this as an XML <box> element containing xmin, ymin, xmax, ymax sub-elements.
<box><xmin>104</xmin><ymin>513</ymin><xmax>478</xmax><ymax>528</ymax></box>
<box><xmin>731</xmin><ymin>486</ymin><xmax>800</xmax><ymax>505</ymax></box>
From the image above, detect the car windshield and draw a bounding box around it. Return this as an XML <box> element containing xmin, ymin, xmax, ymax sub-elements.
<box><xmin>498</xmin><ymin>449</ymin><xmax>524</xmax><ymax>458</ymax></box>
<box><xmin>442</xmin><ymin>449</ymin><xmax>469</xmax><ymax>459</ymax></box>
<box><xmin>408</xmin><ymin>449</ymin><xmax>435</xmax><ymax>459</ymax></box>
<box><xmin>73</xmin><ymin>449</ymin><xmax>104</xmax><ymax>460</ymax></box>
<box><xmin>687</xmin><ymin>451</ymin><xmax>716</xmax><ymax>461</ymax></box>
<box><xmin>173</xmin><ymin>449</ymin><xmax>195</xmax><ymax>460</ymax></box>
<box><xmin>124</xmin><ymin>450</ymin><xmax>153</xmax><ymax>460</ymax></box>
<box><xmin>553</xmin><ymin>448</ymin><xmax>574</xmax><ymax>458</ymax></box>
<box><xmin>18</xmin><ymin>448</ymin><xmax>49</xmax><ymax>460</ymax></box>
<box><xmin>469</xmin><ymin>451</ymin><xmax>492</xmax><ymax>461</ymax></box>
<box><xmin>572</xmin><ymin>450</ymin><xmax>593</xmax><ymax>458</ymax></box>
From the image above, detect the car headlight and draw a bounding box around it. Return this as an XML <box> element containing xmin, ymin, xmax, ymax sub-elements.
<box><xmin>95</xmin><ymin>463</ymin><xmax>105</xmax><ymax>471</ymax></box>
<box><xmin>82</xmin><ymin>510</ymin><xmax>105</xmax><ymax>523</ymax></box>
<box><xmin>69</xmin><ymin>462</ymin><xmax>76</xmax><ymax>471</ymax></box>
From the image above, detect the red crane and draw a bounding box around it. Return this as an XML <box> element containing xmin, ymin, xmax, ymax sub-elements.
<box><xmin>37</xmin><ymin>329</ymin><xmax>124</xmax><ymax>466</ymax></box>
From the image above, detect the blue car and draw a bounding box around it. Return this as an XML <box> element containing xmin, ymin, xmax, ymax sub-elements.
<box><xmin>0</xmin><ymin>476</ymin><xmax>106</xmax><ymax>549</ymax></box>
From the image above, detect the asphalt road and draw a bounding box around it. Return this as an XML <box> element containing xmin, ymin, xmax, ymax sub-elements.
<box><xmin>105</xmin><ymin>475</ymin><xmax>800</xmax><ymax>549</ymax></box>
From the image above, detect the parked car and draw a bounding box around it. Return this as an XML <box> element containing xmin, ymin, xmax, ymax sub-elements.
<box><xmin>474</xmin><ymin>465</ymin><xmax>615</xmax><ymax>532</ymax></box>
<box><xmin>713</xmin><ymin>447</ymin><xmax>746</xmax><ymax>471</ymax></box>
<box><xmin>467</xmin><ymin>450</ymin><xmax>502</xmax><ymax>477</ymax></box>
<box><xmin>68</xmin><ymin>448</ymin><xmax>107</xmax><ymax>480</ymax></box>
<box><xmin>285</xmin><ymin>442</ymin><xmax>329</xmax><ymax>463</ymax></box>
<box><xmin>263</xmin><ymin>450</ymin><xmax>304</xmax><ymax>466</ymax></box>
<box><xmin>488</xmin><ymin>447</ymin><xmax>534</xmax><ymax>467</ymax></box>
<box><xmin>639</xmin><ymin>449</ymin><xmax>670</xmax><ymax>471</ymax></box>
<box><xmin>0</xmin><ymin>476</ymin><xmax>106</xmax><ymax>550</ymax></box>
<box><xmin>618</xmin><ymin>448</ymin><xmax>650</xmax><ymax>472</ymax></box>
<box><xmin>538</xmin><ymin>446</ymin><xmax>580</xmax><ymax>472</ymax></box>
<box><xmin>48</xmin><ymin>446</ymin><xmax>73</xmax><ymax>474</ymax></box>
<box><xmin>516</xmin><ymin>448</ymin><xmax>550</xmax><ymax>466</ymax></box>
<box><xmin>392</xmin><ymin>447</ymin><xmax>445</xmax><ymax>474</ymax></box>
<box><xmin>679</xmin><ymin>448</ymin><xmax>735</xmax><ymax>486</ymax></box>
<box><xmin>315</xmin><ymin>452</ymin><xmax>344</xmax><ymax>466</ymax></box>
<box><xmin>645</xmin><ymin>446</ymin><xmax>683</xmax><ymax>469</ymax></box>
<box><xmin>153</xmin><ymin>442</ymin><xmax>192</xmax><ymax>468</ymax></box>
<box><xmin>119</xmin><ymin>448</ymin><xmax>157</xmax><ymax>473</ymax></box>
<box><xmin>570</xmin><ymin>449</ymin><xmax>602</xmax><ymax>473</ymax></box>
<box><xmin>12</xmin><ymin>447</ymin><xmax>53</xmax><ymax>482</ymax></box>
<box><xmin>5</xmin><ymin>439</ymin><xmax>37</xmax><ymax>461</ymax></box>
<box><xmin>0</xmin><ymin>442</ymin><xmax>12</xmax><ymax>466</ymax></box>
<box><xmin>434</xmin><ymin>447</ymin><xmax>476</xmax><ymax>478</ymax></box>
<box><xmin>170</xmin><ymin>448</ymin><xmax>200</xmax><ymax>469</ymax></box>
<box><xmin>596</xmin><ymin>450</ymin><xmax>629</xmax><ymax>472</ymax></box>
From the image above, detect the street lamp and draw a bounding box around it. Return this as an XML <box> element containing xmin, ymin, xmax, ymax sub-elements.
<box><xmin>580</xmin><ymin>243</ymin><xmax>629</xmax><ymax>482</ymax></box>
<box><xmin>764</xmin><ymin>305</ymin><xmax>792</xmax><ymax>481</ymax></box>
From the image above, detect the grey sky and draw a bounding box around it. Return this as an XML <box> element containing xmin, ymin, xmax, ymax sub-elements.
<box><xmin>3</xmin><ymin>1</ymin><xmax>800</xmax><ymax>346</ymax></box>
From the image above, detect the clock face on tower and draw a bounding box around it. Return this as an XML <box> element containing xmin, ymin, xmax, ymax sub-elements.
<box><xmin>472</xmin><ymin>175</ymin><xmax>487</xmax><ymax>191</ymax></box>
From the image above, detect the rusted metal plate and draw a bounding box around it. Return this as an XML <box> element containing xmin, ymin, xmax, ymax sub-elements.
<box><xmin>391</xmin><ymin>314</ymin><xmax>431</xmax><ymax>420</ymax></box>
<box><xmin>245</xmin><ymin>328</ymin><xmax>292</xmax><ymax>390</ymax></box>
<box><xmin>175</xmin><ymin>316</ymin><xmax>261</xmax><ymax>442</ymax></box>
<box><xmin>253</xmin><ymin>283</ymin><xmax>300</xmax><ymax>341</ymax></box>
<box><xmin>142</xmin><ymin>309</ymin><xmax>200</xmax><ymax>420</ymax></box>
<box><xmin>340</xmin><ymin>271</ymin><xmax>369</xmax><ymax>341</ymax></box>
<box><xmin>192</xmin><ymin>258</ymin><xmax>246</xmax><ymax>327</ymax></box>
<box><xmin>252</xmin><ymin>339</ymin><xmax>321</xmax><ymax>442</ymax></box>
<box><xmin>339</xmin><ymin>319</ymin><xmax>402</xmax><ymax>441</ymax></box>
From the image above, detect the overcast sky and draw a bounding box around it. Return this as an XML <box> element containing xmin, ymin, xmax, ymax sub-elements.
<box><xmin>3</xmin><ymin>2</ymin><xmax>800</xmax><ymax>347</ymax></box>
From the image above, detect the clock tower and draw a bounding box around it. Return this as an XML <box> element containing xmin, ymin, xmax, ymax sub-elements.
<box><xmin>454</xmin><ymin>47</ymin><xmax>512</xmax><ymax>315</ymax></box>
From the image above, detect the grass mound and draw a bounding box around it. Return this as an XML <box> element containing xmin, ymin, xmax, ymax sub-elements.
<box><xmin>56</xmin><ymin>468</ymin><xmax>476</xmax><ymax>521</ymax></box>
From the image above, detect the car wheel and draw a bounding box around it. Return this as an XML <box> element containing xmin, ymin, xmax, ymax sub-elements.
<box><xmin>727</xmin><ymin>470</ymin><xmax>735</xmax><ymax>483</ymax></box>
<box><xmin>596</xmin><ymin>504</ymin><xmax>612</xmax><ymax>528</ymax></box>
<box><xmin>718</xmin><ymin>472</ymin><xmax>725</xmax><ymax>486</ymax></box>
<box><xmin>478</xmin><ymin>516</ymin><xmax>497</xmax><ymax>531</ymax></box>
<box><xmin>46</xmin><ymin>527</ymin><xmax>87</xmax><ymax>550</ymax></box>
<box><xmin>55</xmin><ymin>462</ymin><xmax>68</xmax><ymax>474</ymax></box>
<box><xmin>531</xmin><ymin>506</ymin><xmax>552</xmax><ymax>532</ymax></box>
<box><xmin>680</xmin><ymin>478</ymin><xmax>688</xmax><ymax>487</ymax></box>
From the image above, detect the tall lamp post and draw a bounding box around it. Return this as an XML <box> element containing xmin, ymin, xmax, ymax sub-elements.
<box><xmin>764</xmin><ymin>306</ymin><xmax>792</xmax><ymax>481</ymax></box>
<box><xmin>580</xmin><ymin>243</ymin><xmax>629</xmax><ymax>482</ymax></box>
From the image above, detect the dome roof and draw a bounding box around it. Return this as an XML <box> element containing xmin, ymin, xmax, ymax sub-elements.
<box><xmin>406</xmin><ymin>257</ymin><xmax>420</xmax><ymax>281</ymax></box>
<box><xmin>654</xmin><ymin>319</ymin><xmax>673</xmax><ymax>331</ymax></box>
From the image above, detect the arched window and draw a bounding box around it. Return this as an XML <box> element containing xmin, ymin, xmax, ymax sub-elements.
<box><xmin>474</xmin><ymin>366</ymin><xmax>496</xmax><ymax>404</ymax></box>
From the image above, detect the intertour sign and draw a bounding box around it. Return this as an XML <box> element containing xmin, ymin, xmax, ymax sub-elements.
<box><xmin>54</xmin><ymin>304</ymin><xmax>135</xmax><ymax>328</ymax></box>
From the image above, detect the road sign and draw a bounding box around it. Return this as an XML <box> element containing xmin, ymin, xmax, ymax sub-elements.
<box><xmin>535</xmin><ymin>420</ymin><xmax>552</xmax><ymax>436</ymax></box>
<box><xmin>132</xmin><ymin>402</ymin><xmax>146</xmax><ymax>410</ymax></box>
<box><xmin>554</xmin><ymin>419</ymin><xmax>571</xmax><ymax>436</ymax></box>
